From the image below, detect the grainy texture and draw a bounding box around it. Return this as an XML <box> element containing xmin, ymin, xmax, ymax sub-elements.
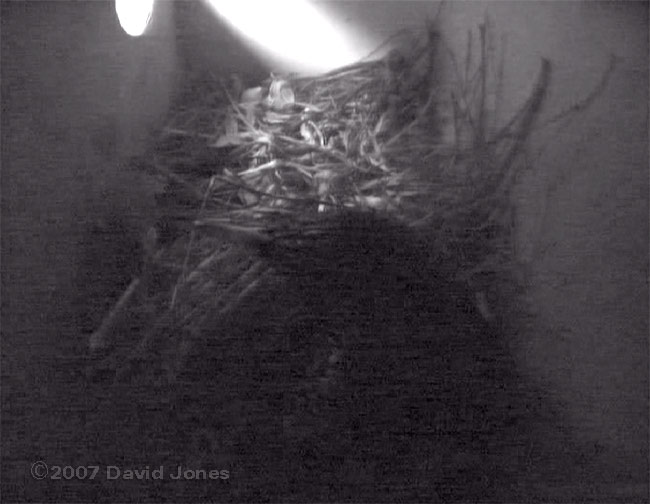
<box><xmin>78</xmin><ymin>211</ymin><xmax>583</xmax><ymax>502</ymax></box>
<box><xmin>2</xmin><ymin>2</ymin><xmax>647</xmax><ymax>503</ymax></box>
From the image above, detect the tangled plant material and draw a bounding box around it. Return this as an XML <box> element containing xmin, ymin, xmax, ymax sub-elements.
<box><xmin>85</xmin><ymin>18</ymin><xmax>617</xmax><ymax>502</ymax></box>
<box><xmin>87</xmin><ymin>13</ymin><xmax>620</xmax><ymax>389</ymax></box>
<box><xmin>152</xmin><ymin>25</ymin><xmax>542</xmax><ymax>282</ymax></box>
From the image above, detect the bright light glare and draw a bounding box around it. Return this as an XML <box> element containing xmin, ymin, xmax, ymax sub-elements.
<box><xmin>115</xmin><ymin>0</ymin><xmax>155</xmax><ymax>37</ymax></box>
<box><xmin>204</xmin><ymin>0</ymin><xmax>361</xmax><ymax>73</ymax></box>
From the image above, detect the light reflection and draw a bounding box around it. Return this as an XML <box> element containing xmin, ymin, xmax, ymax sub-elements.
<box><xmin>115</xmin><ymin>0</ymin><xmax>155</xmax><ymax>37</ymax></box>
<box><xmin>204</xmin><ymin>0</ymin><xmax>362</xmax><ymax>73</ymax></box>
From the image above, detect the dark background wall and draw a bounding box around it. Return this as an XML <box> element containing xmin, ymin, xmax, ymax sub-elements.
<box><xmin>1</xmin><ymin>0</ymin><xmax>647</xmax><ymax>498</ymax></box>
<box><xmin>1</xmin><ymin>0</ymin><xmax>175</xmax><ymax>361</ymax></box>
<box><xmin>438</xmin><ymin>0</ymin><xmax>649</xmax><ymax>477</ymax></box>
<box><xmin>1</xmin><ymin>2</ymin><xmax>265</xmax><ymax>497</ymax></box>
<box><xmin>1</xmin><ymin>3</ymin><xmax>176</xmax><ymax>494</ymax></box>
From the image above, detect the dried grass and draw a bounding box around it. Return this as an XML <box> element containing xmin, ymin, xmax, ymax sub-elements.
<box><xmin>87</xmin><ymin>13</ymin><xmax>621</xmax><ymax>381</ymax></box>
<box><xmin>83</xmin><ymin>18</ymin><xmax>624</xmax><ymax>503</ymax></box>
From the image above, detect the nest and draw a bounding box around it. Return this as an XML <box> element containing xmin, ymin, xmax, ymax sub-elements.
<box><xmin>93</xmin><ymin>19</ymin><xmax>552</xmax><ymax>356</ymax></box>
<box><xmin>85</xmin><ymin>18</ymin><xmax>617</xmax><ymax>502</ymax></box>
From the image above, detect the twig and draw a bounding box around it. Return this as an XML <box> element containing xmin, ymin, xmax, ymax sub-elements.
<box><xmin>89</xmin><ymin>278</ymin><xmax>141</xmax><ymax>353</ymax></box>
<box><xmin>239</xmin><ymin>159</ymin><xmax>317</xmax><ymax>178</ymax></box>
<box><xmin>171</xmin><ymin>177</ymin><xmax>218</xmax><ymax>308</ymax></box>
<box><xmin>542</xmin><ymin>54</ymin><xmax>617</xmax><ymax>129</ymax></box>
<box><xmin>275</xmin><ymin>135</ymin><xmax>357</xmax><ymax>168</ymax></box>
<box><xmin>474</xmin><ymin>58</ymin><xmax>552</xmax><ymax>207</ymax></box>
<box><xmin>209</xmin><ymin>174</ymin><xmax>342</xmax><ymax>208</ymax></box>
<box><xmin>217</xmin><ymin>267</ymin><xmax>273</xmax><ymax>317</ymax></box>
<box><xmin>184</xmin><ymin>245</ymin><xmax>239</xmax><ymax>284</ymax></box>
